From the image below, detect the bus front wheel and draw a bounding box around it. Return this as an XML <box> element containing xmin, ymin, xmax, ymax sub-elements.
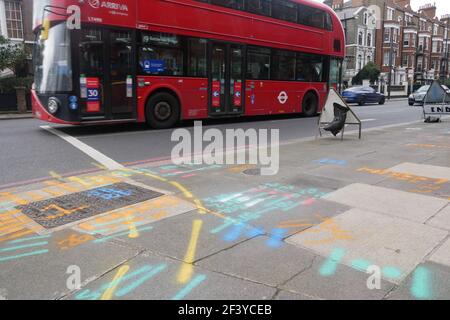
<box><xmin>302</xmin><ymin>92</ymin><xmax>318</xmax><ymax>117</ymax></box>
<box><xmin>146</xmin><ymin>92</ymin><xmax>180</xmax><ymax>129</ymax></box>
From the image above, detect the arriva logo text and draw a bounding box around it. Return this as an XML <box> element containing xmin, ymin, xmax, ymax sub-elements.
<box><xmin>90</xmin><ymin>1</ymin><xmax>129</xmax><ymax>11</ymax></box>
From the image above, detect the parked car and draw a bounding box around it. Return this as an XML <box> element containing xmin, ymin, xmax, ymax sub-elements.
<box><xmin>342</xmin><ymin>86</ymin><xmax>386</xmax><ymax>106</ymax></box>
<box><xmin>408</xmin><ymin>85</ymin><xmax>450</xmax><ymax>106</ymax></box>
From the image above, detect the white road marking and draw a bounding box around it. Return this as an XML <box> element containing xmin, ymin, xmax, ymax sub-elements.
<box><xmin>41</xmin><ymin>125</ymin><xmax>124</xmax><ymax>170</ymax></box>
<box><xmin>361</xmin><ymin>119</ymin><xmax>377</xmax><ymax>122</ymax></box>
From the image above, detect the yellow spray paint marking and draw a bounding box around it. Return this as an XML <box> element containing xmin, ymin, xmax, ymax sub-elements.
<box><xmin>194</xmin><ymin>199</ymin><xmax>206</xmax><ymax>214</ymax></box>
<box><xmin>92</xmin><ymin>162</ymin><xmax>108</xmax><ymax>170</ymax></box>
<box><xmin>44</xmin><ymin>181</ymin><xmax>79</xmax><ymax>193</ymax></box>
<box><xmin>0</xmin><ymin>229</ymin><xmax>34</xmax><ymax>243</ymax></box>
<box><xmin>49</xmin><ymin>171</ymin><xmax>65</xmax><ymax>182</ymax></box>
<box><xmin>68</xmin><ymin>176</ymin><xmax>92</xmax><ymax>187</ymax></box>
<box><xmin>177</xmin><ymin>219</ymin><xmax>203</xmax><ymax>284</ymax></box>
<box><xmin>141</xmin><ymin>172</ymin><xmax>168</xmax><ymax>182</ymax></box>
<box><xmin>101</xmin><ymin>265</ymin><xmax>130</xmax><ymax>300</ymax></box>
<box><xmin>0</xmin><ymin>192</ymin><xmax>28</xmax><ymax>205</ymax></box>
<box><xmin>125</xmin><ymin>216</ymin><xmax>139</xmax><ymax>239</ymax></box>
<box><xmin>169</xmin><ymin>181</ymin><xmax>193</xmax><ymax>199</ymax></box>
<box><xmin>42</xmin><ymin>188</ymin><xmax>66</xmax><ymax>197</ymax></box>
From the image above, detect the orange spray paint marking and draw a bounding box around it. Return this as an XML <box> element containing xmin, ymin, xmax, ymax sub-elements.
<box><xmin>43</xmin><ymin>204</ymin><xmax>89</xmax><ymax>220</ymax></box>
<box><xmin>57</xmin><ymin>233</ymin><xmax>95</xmax><ymax>250</ymax></box>
<box><xmin>0</xmin><ymin>192</ymin><xmax>28</xmax><ymax>205</ymax></box>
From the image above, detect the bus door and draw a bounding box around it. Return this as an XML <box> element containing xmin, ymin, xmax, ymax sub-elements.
<box><xmin>209</xmin><ymin>42</ymin><xmax>244</xmax><ymax>116</ymax></box>
<box><xmin>78</xmin><ymin>28</ymin><xmax>136</xmax><ymax>121</ymax></box>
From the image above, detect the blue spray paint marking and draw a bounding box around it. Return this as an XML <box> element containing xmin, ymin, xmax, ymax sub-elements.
<box><xmin>382</xmin><ymin>266</ymin><xmax>402</xmax><ymax>280</ymax></box>
<box><xmin>411</xmin><ymin>266</ymin><xmax>432</xmax><ymax>300</ymax></box>
<box><xmin>172</xmin><ymin>274</ymin><xmax>207</xmax><ymax>300</ymax></box>
<box><xmin>246</xmin><ymin>227</ymin><xmax>265</xmax><ymax>238</ymax></box>
<box><xmin>115</xmin><ymin>264</ymin><xmax>167</xmax><ymax>297</ymax></box>
<box><xmin>223</xmin><ymin>224</ymin><xmax>245</xmax><ymax>242</ymax></box>
<box><xmin>266</xmin><ymin>229</ymin><xmax>287</xmax><ymax>248</ymax></box>
<box><xmin>315</xmin><ymin>159</ymin><xmax>347</xmax><ymax>166</ymax></box>
<box><xmin>76</xmin><ymin>265</ymin><xmax>154</xmax><ymax>300</ymax></box>
<box><xmin>92</xmin><ymin>225</ymin><xmax>154</xmax><ymax>243</ymax></box>
<box><xmin>319</xmin><ymin>248</ymin><xmax>346</xmax><ymax>277</ymax></box>
<box><xmin>87</xmin><ymin>188</ymin><xmax>132</xmax><ymax>200</ymax></box>
<box><xmin>0</xmin><ymin>249</ymin><xmax>49</xmax><ymax>263</ymax></box>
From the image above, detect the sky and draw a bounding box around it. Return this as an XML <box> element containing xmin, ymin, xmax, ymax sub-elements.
<box><xmin>311</xmin><ymin>0</ymin><xmax>449</xmax><ymax>18</ymax></box>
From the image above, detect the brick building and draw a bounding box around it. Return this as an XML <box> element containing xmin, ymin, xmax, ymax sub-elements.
<box><xmin>0</xmin><ymin>0</ymin><xmax>34</xmax><ymax>77</ymax></box>
<box><xmin>328</xmin><ymin>0</ymin><xmax>450</xmax><ymax>86</ymax></box>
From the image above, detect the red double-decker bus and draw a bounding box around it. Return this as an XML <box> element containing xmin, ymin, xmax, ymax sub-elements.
<box><xmin>32</xmin><ymin>0</ymin><xmax>345</xmax><ymax>128</ymax></box>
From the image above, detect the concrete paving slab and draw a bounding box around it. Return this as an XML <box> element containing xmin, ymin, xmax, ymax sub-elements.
<box><xmin>286</xmin><ymin>208</ymin><xmax>448</xmax><ymax>283</ymax></box>
<box><xmin>72</xmin><ymin>195</ymin><xmax>196</xmax><ymax>236</ymax></box>
<box><xmin>387</xmin><ymin>262</ymin><xmax>450</xmax><ymax>300</ymax></box>
<box><xmin>374</xmin><ymin>178</ymin><xmax>450</xmax><ymax>201</ymax></box>
<box><xmin>0</xmin><ymin>229</ymin><xmax>138</xmax><ymax>300</ymax></box>
<box><xmin>427</xmin><ymin>205</ymin><xmax>450</xmax><ymax>231</ymax></box>
<box><xmin>111</xmin><ymin>210</ymin><xmax>255</xmax><ymax>262</ymax></box>
<box><xmin>389</xmin><ymin>163</ymin><xmax>450</xmax><ymax>181</ymax></box>
<box><xmin>305</xmin><ymin>166</ymin><xmax>387</xmax><ymax>185</ymax></box>
<box><xmin>429</xmin><ymin>237</ymin><xmax>450</xmax><ymax>267</ymax></box>
<box><xmin>323</xmin><ymin>183</ymin><xmax>448</xmax><ymax>223</ymax></box>
<box><xmin>275</xmin><ymin>290</ymin><xmax>317</xmax><ymax>300</ymax></box>
<box><xmin>67</xmin><ymin>252</ymin><xmax>276</xmax><ymax>300</ymax></box>
<box><xmin>282</xmin><ymin>255</ymin><xmax>395</xmax><ymax>300</ymax></box>
<box><xmin>197</xmin><ymin>236</ymin><xmax>316</xmax><ymax>287</ymax></box>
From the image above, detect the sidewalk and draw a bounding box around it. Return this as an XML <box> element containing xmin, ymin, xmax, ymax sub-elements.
<box><xmin>0</xmin><ymin>112</ymin><xmax>32</xmax><ymax>120</ymax></box>
<box><xmin>0</xmin><ymin>120</ymin><xmax>449</xmax><ymax>300</ymax></box>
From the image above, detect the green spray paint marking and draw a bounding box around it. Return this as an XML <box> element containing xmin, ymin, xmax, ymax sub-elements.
<box><xmin>351</xmin><ymin>259</ymin><xmax>372</xmax><ymax>272</ymax></box>
<box><xmin>411</xmin><ymin>266</ymin><xmax>431</xmax><ymax>300</ymax></box>
<box><xmin>319</xmin><ymin>248</ymin><xmax>345</xmax><ymax>277</ymax></box>
<box><xmin>382</xmin><ymin>266</ymin><xmax>402</xmax><ymax>280</ymax></box>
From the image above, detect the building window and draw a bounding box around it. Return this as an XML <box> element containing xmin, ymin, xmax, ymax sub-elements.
<box><xmin>358</xmin><ymin>31</ymin><xmax>363</xmax><ymax>46</ymax></box>
<box><xmin>364</xmin><ymin>13</ymin><xmax>368</xmax><ymax>25</ymax></box>
<box><xmin>387</xmin><ymin>8</ymin><xmax>395</xmax><ymax>21</ymax></box>
<box><xmin>384</xmin><ymin>29</ymin><xmax>390</xmax><ymax>43</ymax></box>
<box><xmin>383</xmin><ymin>51</ymin><xmax>390</xmax><ymax>66</ymax></box>
<box><xmin>4</xmin><ymin>1</ymin><xmax>24</xmax><ymax>39</ymax></box>
<box><xmin>367</xmin><ymin>33</ymin><xmax>372</xmax><ymax>47</ymax></box>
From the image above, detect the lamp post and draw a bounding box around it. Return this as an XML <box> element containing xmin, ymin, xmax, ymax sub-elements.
<box><xmin>387</xmin><ymin>27</ymin><xmax>394</xmax><ymax>100</ymax></box>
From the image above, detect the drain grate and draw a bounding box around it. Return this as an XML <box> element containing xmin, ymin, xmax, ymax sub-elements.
<box><xmin>18</xmin><ymin>183</ymin><xmax>164</xmax><ymax>229</ymax></box>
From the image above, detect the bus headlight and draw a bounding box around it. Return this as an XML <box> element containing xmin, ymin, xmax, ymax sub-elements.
<box><xmin>48</xmin><ymin>97</ymin><xmax>60</xmax><ymax>114</ymax></box>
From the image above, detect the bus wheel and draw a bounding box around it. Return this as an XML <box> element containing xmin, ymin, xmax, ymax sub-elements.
<box><xmin>302</xmin><ymin>92</ymin><xmax>318</xmax><ymax>117</ymax></box>
<box><xmin>146</xmin><ymin>92</ymin><xmax>180</xmax><ymax>129</ymax></box>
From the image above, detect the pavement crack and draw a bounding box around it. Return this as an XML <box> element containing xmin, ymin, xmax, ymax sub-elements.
<box><xmin>56</xmin><ymin>249</ymin><xmax>145</xmax><ymax>300</ymax></box>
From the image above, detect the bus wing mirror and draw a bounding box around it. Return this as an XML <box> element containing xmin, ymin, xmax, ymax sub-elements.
<box><xmin>41</xmin><ymin>19</ymin><xmax>50</xmax><ymax>41</ymax></box>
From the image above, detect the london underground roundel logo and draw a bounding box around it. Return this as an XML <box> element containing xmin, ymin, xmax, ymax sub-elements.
<box><xmin>88</xmin><ymin>0</ymin><xmax>100</xmax><ymax>9</ymax></box>
<box><xmin>278</xmin><ymin>91</ymin><xmax>288</xmax><ymax>104</ymax></box>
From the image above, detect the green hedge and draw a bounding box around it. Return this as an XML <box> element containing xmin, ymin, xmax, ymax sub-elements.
<box><xmin>0</xmin><ymin>76</ymin><xmax>33</xmax><ymax>94</ymax></box>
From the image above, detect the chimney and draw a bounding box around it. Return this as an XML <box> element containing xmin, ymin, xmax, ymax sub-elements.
<box><xmin>394</xmin><ymin>0</ymin><xmax>411</xmax><ymax>8</ymax></box>
<box><xmin>441</xmin><ymin>14</ymin><xmax>450</xmax><ymax>25</ymax></box>
<box><xmin>419</xmin><ymin>3</ymin><xmax>437</xmax><ymax>19</ymax></box>
<box><xmin>330</xmin><ymin>0</ymin><xmax>344</xmax><ymax>10</ymax></box>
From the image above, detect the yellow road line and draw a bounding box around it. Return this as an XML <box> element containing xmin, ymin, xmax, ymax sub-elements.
<box><xmin>101</xmin><ymin>265</ymin><xmax>130</xmax><ymax>300</ymax></box>
<box><xmin>177</xmin><ymin>219</ymin><xmax>203</xmax><ymax>284</ymax></box>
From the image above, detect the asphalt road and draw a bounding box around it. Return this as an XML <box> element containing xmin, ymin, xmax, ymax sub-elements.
<box><xmin>0</xmin><ymin>100</ymin><xmax>424</xmax><ymax>188</ymax></box>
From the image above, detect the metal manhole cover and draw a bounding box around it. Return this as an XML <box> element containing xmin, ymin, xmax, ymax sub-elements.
<box><xmin>18</xmin><ymin>183</ymin><xmax>164</xmax><ymax>229</ymax></box>
<box><xmin>243</xmin><ymin>168</ymin><xmax>261</xmax><ymax>176</ymax></box>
